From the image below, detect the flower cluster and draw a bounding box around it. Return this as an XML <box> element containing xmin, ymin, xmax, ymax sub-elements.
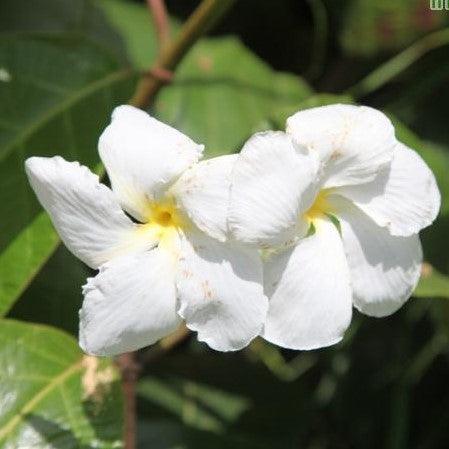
<box><xmin>25</xmin><ymin>104</ymin><xmax>440</xmax><ymax>355</ymax></box>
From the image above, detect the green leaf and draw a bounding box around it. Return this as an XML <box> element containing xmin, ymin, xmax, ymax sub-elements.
<box><xmin>415</xmin><ymin>265</ymin><xmax>449</xmax><ymax>299</ymax></box>
<box><xmin>0</xmin><ymin>0</ymin><xmax>128</xmax><ymax>63</ymax></box>
<box><xmin>0</xmin><ymin>214</ymin><xmax>59</xmax><ymax>317</ymax></box>
<box><xmin>8</xmin><ymin>245</ymin><xmax>89</xmax><ymax>336</ymax></box>
<box><xmin>0</xmin><ymin>34</ymin><xmax>135</xmax><ymax>316</ymax></box>
<box><xmin>0</xmin><ymin>319</ymin><xmax>123</xmax><ymax>448</ymax></box>
<box><xmin>155</xmin><ymin>36</ymin><xmax>313</xmax><ymax>155</ymax></box>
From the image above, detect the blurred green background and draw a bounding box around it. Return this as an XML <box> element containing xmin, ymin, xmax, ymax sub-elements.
<box><xmin>1</xmin><ymin>0</ymin><xmax>449</xmax><ymax>448</ymax></box>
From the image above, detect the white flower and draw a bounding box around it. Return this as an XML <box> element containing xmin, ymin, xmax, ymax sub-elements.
<box><xmin>229</xmin><ymin>104</ymin><xmax>440</xmax><ymax>350</ymax></box>
<box><xmin>25</xmin><ymin>105</ymin><xmax>267</xmax><ymax>356</ymax></box>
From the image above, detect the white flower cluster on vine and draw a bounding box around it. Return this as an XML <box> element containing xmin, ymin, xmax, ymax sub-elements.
<box><xmin>26</xmin><ymin>104</ymin><xmax>440</xmax><ymax>355</ymax></box>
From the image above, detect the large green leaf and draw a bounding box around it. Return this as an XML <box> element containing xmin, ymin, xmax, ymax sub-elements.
<box><xmin>0</xmin><ymin>319</ymin><xmax>123</xmax><ymax>448</ymax></box>
<box><xmin>155</xmin><ymin>36</ymin><xmax>312</xmax><ymax>155</ymax></box>
<box><xmin>0</xmin><ymin>34</ymin><xmax>135</xmax><ymax>316</ymax></box>
<box><xmin>0</xmin><ymin>0</ymin><xmax>128</xmax><ymax>63</ymax></box>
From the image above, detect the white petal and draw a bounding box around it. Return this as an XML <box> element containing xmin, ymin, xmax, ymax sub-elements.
<box><xmin>170</xmin><ymin>155</ymin><xmax>237</xmax><ymax>242</ymax></box>
<box><xmin>263</xmin><ymin>218</ymin><xmax>352</xmax><ymax>350</ymax></box>
<box><xmin>176</xmin><ymin>231</ymin><xmax>268</xmax><ymax>351</ymax></box>
<box><xmin>337</xmin><ymin>198</ymin><xmax>422</xmax><ymax>317</ymax></box>
<box><xmin>336</xmin><ymin>142</ymin><xmax>440</xmax><ymax>236</ymax></box>
<box><xmin>79</xmin><ymin>247</ymin><xmax>182</xmax><ymax>356</ymax></box>
<box><xmin>99</xmin><ymin>105</ymin><xmax>204</xmax><ymax>222</ymax></box>
<box><xmin>229</xmin><ymin>131</ymin><xmax>318</xmax><ymax>246</ymax></box>
<box><xmin>286</xmin><ymin>104</ymin><xmax>395</xmax><ymax>187</ymax></box>
<box><xmin>25</xmin><ymin>156</ymin><xmax>143</xmax><ymax>269</ymax></box>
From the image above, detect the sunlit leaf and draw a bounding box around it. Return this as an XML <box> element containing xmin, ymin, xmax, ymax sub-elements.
<box><xmin>0</xmin><ymin>319</ymin><xmax>123</xmax><ymax>449</ymax></box>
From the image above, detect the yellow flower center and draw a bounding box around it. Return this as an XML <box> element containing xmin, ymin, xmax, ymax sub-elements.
<box><xmin>305</xmin><ymin>189</ymin><xmax>334</xmax><ymax>222</ymax></box>
<box><xmin>138</xmin><ymin>197</ymin><xmax>188</xmax><ymax>250</ymax></box>
<box><xmin>148</xmin><ymin>199</ymin><xmax>183</xmax><ymax>229</ymax></box>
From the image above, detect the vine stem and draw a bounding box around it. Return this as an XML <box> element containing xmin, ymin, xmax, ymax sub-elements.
<box><xmin>116</xmin><ymin>353</ymin><xmax>140</xmax><ymax>449</ymax></box>
<box><xmin>117</xmin><ymin>2</ymin><xmax>236</xmax><ymax>449</ymax></box>
<box><xmin>146</xmin><ymin>0</ymin><xmax>171</xmax><ymax>53</ymax></box>
<box><xmin>130</xmin><ymin>0</ymin><xmax>237</xmax><ymax>107</ymax></box>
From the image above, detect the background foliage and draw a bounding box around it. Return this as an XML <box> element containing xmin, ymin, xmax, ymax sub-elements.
<box><xmin>0</xmin><ymin>0</ymin><xmax>448</xmax><ymax>448</ymax></box>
